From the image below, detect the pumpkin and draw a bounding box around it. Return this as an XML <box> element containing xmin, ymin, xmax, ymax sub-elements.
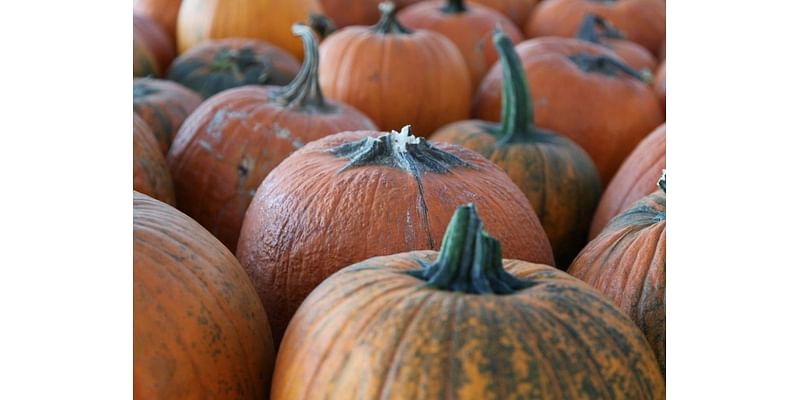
<box><xmin>167</xmin><ymin>38</ymin><xmax>301</xmax><ymax>99</ymax></box>
<box><xmin>398</xmin><ymin>0</ymin><xmax>524</xmax><ymax>92</ymax></box>
<box><xmin>134</xmin><ymin>114</ymin><xmax>176</xmax><ymax>205</ymax></box>
<box><xmin>526</xmin><ymin>0</ymin><xmax>666</xmax><ymax>56</ymax></box>
<box><xmin>431</xmin><ymin>28</ymin><xmax>601</xmax><ymax>268</ymax></box>
<box><xmin>176</xmin><ymin>0</ymin><xmax>321</xmax><ymax>59</ymax></box>
<box><xmin>590</xmin><ymin>123</ymin><xmax>665</xmax><ymax>239</ymax></box>
<box><xmin>473</xmin><ymin>37</ymin><xmax>664</xmax><ymax>183</ymax></box>
<box><xmin>569</xmin><ymin>172</ymin><xmax>666</xmax><ymax>375</ymax></box>
<box><xmin>133</xmin><ymin>78</ymin><xmax>203</xmax><ymax>154</ymax></box>
<box><xmin>133</xmin><ymin>0</ymin><xmax>183</xmax><ymax>44</ymax></box>
<box><xmin>134</xmin><ymin>33</ymin><xmax>160</xmax><ymax>78</ymax></box>
<box><xmin>272</xmin><ymin>204</ymin><xmax>665</xmax><ymax>399</ymax></box>
<box><xmin>319</xmin><ymin>0</ymin><xmax>383</xmax><ymax>27</ymax></box>
<box><xmin>133</xmin><ymin>191</ymin><xmax>274</xmax><ymax>398</ymax></box>
<box><xmin>168</xmin><ymin>24</ymin><xmax>376</xmax><ymax>251</ymax></box>
<box><xmin>575</xmin><ymin>13</ymin><xmax>657</xmax><ymax>73</ymax></box>
<box><xmin>237</xmin><ymin>126</ymin><xmax>555</xmax><ymax>342</ymax></box>
<box><xmin>470</xmin><ymin>0</ymin><xmax>538</xmax><ymax>30</ymax></box>
<box><xmin>654</xmin><ymin>60</ymin><xmax>666</xmax><ymax>113</ymax></box>
<box><xmin>133</xmin><ymin>14</ymin><xmax>176</xmax><ymax>77</ymax></box>
<box><xmin>319</xmin><ymin>1</ymin><xmax>471</xmax><ymax>137</ymax></box>
<box><xmin>658</xmin><ymin>37</ymin><xmax>665</xmax><ymax>61</ymax></box>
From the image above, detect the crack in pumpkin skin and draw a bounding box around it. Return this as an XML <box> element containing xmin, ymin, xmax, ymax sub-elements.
<box><xmin>272</xmin><ymin>251</ymin><xmax>665</xmax><ymax>399</ymax></box>
<box><xmin>569</xmin><ymin>187</ymin><xmax>666</xmax><ymax>376</ymax></box>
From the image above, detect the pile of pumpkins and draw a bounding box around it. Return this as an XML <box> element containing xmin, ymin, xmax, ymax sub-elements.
<box><xmin>134</xmin><ymin>0</ymin><xmax>666</xmax><ymax>398</ymax></box>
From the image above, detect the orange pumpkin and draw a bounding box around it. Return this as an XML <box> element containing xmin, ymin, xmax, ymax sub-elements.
<box><xmin>134</xmin><ymin>14</ymin><xmax>176</xmax><ymax>77</ymax></box>
<box><xmin>654</xmin><ymin>60</ymin><xmax>666</xmax><ymax>113</ymax></box>
<box><xmin>471</xmin><ymin>0</ymin><xmax>538</xmax><ymax>30</ymax></box>
<box><xmin>319</xmin><ymin>0</ymin><xmax>383</xmax><ymax>27</ymax></box>
<box><xmin>168</xmin><ymin>24</ymin><xmax>376</xmax><ymax>250</ymax></box>
<box><xmin>319</xmin><ymin>1</ymin><xmax>471</xmax><ymax>137</ymax></box>
<box><xmin>526</xmin><ymin>0</ymin><xmax>666</xmax><ymax>56</ymax></box>
<box><xmin>590</xmin><ymin>123</ymin><xmax>665</xmax><ymax>239</ymax></box>
<box><xmin>133</xmin><ymin>115</ymin><xmax>175</xmax><ymax>205</ymax></box>
<box><xmin>237</xmin><ymin>126</ymin><xmax>555</xmax><ymax>342</ymax></box>
<box><xmin>569</xmin><ymin>172</ymin><xmax>666</xmax><ymax>375</ymax></box>
<box><xmin>133</xmin><ymin>191</ymin><xmax>274</xmax><ymax>398</ymax></box>
<box><xmin>133</xmin><ymin>78</ymin><xmax>202</xmax><ymax>154</ymax></box>
<box><xmin>176</xmin><ymin>0</ymin><xmax>321</xmax><ymax>59</ymax></box>
<box><xmin>431</xmin><ymin>28</ymin><xmax>601</xmax><ymax>267</ymax></box>
<box><xmin>575</xmin><ymin>13</ymin><xmax>657</xmax><ymax>72</ymax></box>
<box><xmin>473</xmin><ymin>37</ymin><xmax>664</xmax><ymax>183</ymax></box>
<box><xmin>167</xmin><ymin>38</ymin><xmax>301</xmax><ymax>99</ymax></box>
<box><xmin>133</xmin><ymin>0</ymin><xmax>183</xmax><ymax>44</ymax></box>
<box><xmin>398</xmin><ymin>0</ymin><xmax>524</xmax><ymax>92</ymax></box>
<box><xmin>273</xmin><ymin>204</ymin><xmax>665</xmax><ymax>399</ymax></box>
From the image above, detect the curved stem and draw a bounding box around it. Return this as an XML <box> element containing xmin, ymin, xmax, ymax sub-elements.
<box><xmin>568</xmin><ymin>52</ymin><xmax>645</xmax><ymax>81</ymax></box>
<box><xmin>372</xmin><ymin>1</ymin><xmax>412</xmax><ymax>35</ymax></box>
<box><xmin>441</xmin><ymin>0</ymin><xmax>468</xmax><ymax>14</ymax></box>
<box><xmin>407</xmin><ymin>204</ymin><xmax>534</xmax><ymax>294</ymax></box>
<box><xmin>272</xmin><ymin>24</ymin><xmax>327</xmax><ymax>109</ymax></box>
<box><xmin>494</xmin><ymin>27</ymin><xmax>536</xmax><ymax>145</ymax></box>
<box><xmin>576</xmin><ymin>13</ymin><xmax>624</xmax><ymax>44</ymax></box>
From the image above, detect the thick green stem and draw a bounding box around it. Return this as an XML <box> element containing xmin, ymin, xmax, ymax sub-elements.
<box><xmin>372</xmin><ymin>2</ymin><xmax>411</xmax><ymax>35</ymax></box>
<box><xmin>441</xmin><ymin>0</ymin><xmax>468</xmax><ymax>14</ymax></box>
<box><xmin>272</xmin><ymin>24</ymin><xmax>327</xmax><ymax>109</ymax></box>
<box><xmin>568</xmin><ymin>52</ymin><xmax>645</xmax><ymax>81</ymax></box>
<box><xmin>407</xmin><ymin>204</ymin><xmax>534</xmax><ymax>294</ymax></box>
<box><xmin>576</xmin><ymin>13</ymin><xmax>624</xmax><ymax>44</ymax></box>
<box><xmin>494</xmin><ymin>27</ymin><xmax>537</xmax><ymax>145</ymax></box>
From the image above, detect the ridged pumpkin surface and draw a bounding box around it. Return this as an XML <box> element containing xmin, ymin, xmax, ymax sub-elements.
<box><xmin>133</xmin><ymin>78</ymin><xmax>203</xmax><ymax>154</ymax></box>
<box><xmin>471</xmin><ymin>0</ymin><xmax>538</xmax><ymax>30</ymax></box>
<box><xmin>133</xmin><ymin>191</ymin><xmax>274</xmax><ymax>398</ymax></box>
<box><xmin>134</xmin><ymin>14</ymin><xmax>176</xmax><ymax>78</ymax></box>
<box><xmin>274</xmin><ymin>251</ymin><xmax>665</xmax><ymax>399</ymax></box>
<box><xmin>134</xmin><ymin>0</ymin><xmax>183</xmax><ymax>43</ymax></box>
<box><xmin>133</xmin><ymin>115</ymin><xmax>175</xmax><ymax>205</ymax></box>
<box><xmin>590</xmin><ymin>123</ymin><xmax>665</xmax><ymax>239</ymax></box>
<box><xmin>176</xmin><ymin>0</ymin><xmax>321</xmax><ymax>59</ymax></box>
<box><xmin>569</xmin><ymin>183</ymin><xmax>666</xmax><ymax>375</ymax></box>
<box><xmin>473</xmin><ymin>37</ymin><xmax>664</xmax><ymax>183</ymax></box>
<box><xmin>237</xmin><ymin>128</ymin><xmax>554</xmax><ymax>342</ymax></box>
<box><xmin>526</xmin><ymin>0</ymin><xmax>666</xmax><ymax>56</ymax></box>
<box><xmin>167</xmin><ymin>38</ymin><xmax>301</xmax><ymax>99</ymax></box>
<box><xmin>318</xmin><ymin>2</ymin><xmax>471</xmax><ymax>137</ymax></box>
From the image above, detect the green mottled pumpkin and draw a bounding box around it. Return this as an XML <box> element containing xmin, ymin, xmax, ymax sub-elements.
<box><xmin>272</xmin><ymin>204</ymin><xmax>665</xmax><ymax>399</ymax></box>
<box><xmin>431</xmin><ymin>28</ymin><xmax>601</xmax><ymax>267</ymax></box>
<box><xmin>167</xmin><ymin>38</ymin><xmax>301</xmax><ymax>99</ymax></box>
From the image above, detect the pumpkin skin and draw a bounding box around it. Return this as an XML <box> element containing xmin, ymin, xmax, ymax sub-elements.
<box><xmin>569</xmin><ymin>175</ymin><xmax>666</xmax><ymax>375</ymax></box>
<box><xmin>575</xmin><ymin>13</ymin><xmax>657</xmax><ymax>72</ymax></box>
<box><xmin>398</xmin><ymin>0</ymin><xmax>524</xmax><ymax>92</ymax></box>
<box><xmin>237</xmin><ymin>127</ymin><xmax>555</xmax><ymax>342</ymax></box>
<box><xmin>273</xmin><ymin>204</ymin><xmax>665</xmax><ymax>399</ymax></box>
<box><xmin>134</xmin><ymin>115</ymin><xmax>176</xmax><ymax>205</ymax></box>
<box><xmin>134</xmin><ymin>14</ymin><xmax>176</xmax><ymax>77</ymax></box>
<box><xmin>654</xmin><ymin>60</ymin><xmax>666</xmax><ymax>113</ymax></box>
<box><xmin>473</xmin><ymin>37</ymin><xmax>664</xmax><ymax>183</ymax></box>
<box><xmin>526</xmin><ymin>0</ymin><xmax>666</xmax><ymax>56</ymax></box>
<box><xmin>133</xmin><ymin>0</ymin><xmax>183</xmax><ymax>44</ymax></box>
<box><xmin>176</xmin><ymin>0</ymin><xmax>321</xmax><ymax>59</ymax></box>
<box><xmin>431</xmin><ymin>29</ymin><xmax>601</xmax><ymax>268</ymax></box>
<box><xmin>133</xmin><ymin>191</ymin><xmax>274</xmax><ymax>398</ymax></box>
<box><xmin>590</xmin><ymin>123</ymin><xmax>665</xmax><ymax>239</ymax></box>
<box><xmin>168</xmin><ymin>25</ymin><xmax>376</xmax><ymax>251</ymax></box>
<box><xmin>319</xmin><ymin>0</ymin><xmax>383</xmax><ymax>27</ymax></box>
<box><xmin>134</xmin><ymin>34</ymin><xmax>160</xmax><ymax>78</ymax></box>
<box><xmin>133</xmin><ymin>78</ymin><xmax>203</xmax><ymax>154</ymax></box>
<box><xmin>167</xmin><ymin>38</ymin><xmax>301</xmax><ymax>99</ymax></box>
<box><xmin>471</xmin><ymin>0</ymin><xmax>538</xmax><ymax>30</ymax></box>
<box><xmin>319</xmin><ymin>2</ymin><xmax>471</xmax><ymax>137</ymax></box>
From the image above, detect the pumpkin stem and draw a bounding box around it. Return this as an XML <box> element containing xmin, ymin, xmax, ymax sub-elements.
<box><xmin>372</xmin><ymin>1</ymin><xmax>412</xmax><ymax>35</ymax></box>
<box><xmin>407</xmin><ymin>204</ymin><xmax>534</xmax><ymax>294</ymax></box>
<box><xmin>441</xmin><ymin>0</ymin><xmax>468</xmax><ymax>14</ymax></box>
<box><xmin>494</xmin><ymin>27</ymin><xmax>537</xmax><ymax>145</ymax></box>
<box><xmin>568</xmin><ymin>52</ymin><xmax>645</xmax><ymax>81</ymax></box>
<box><xmin>272</xmin><ymin>24</ymin><xmax>329</xmax><ymax>110</ymax></box>
<box><xmin>330</xmin><ymin>125</ymin><xmax>473</xmax><ymax>173</ymax></box>
<box><xmin>658</xmin><ymin>170</ymin><xmax>666</xmax><ymax>193</ymax></box>
<box><xmin>309</xmin><ymin>13</ymin><xmax>337</xmax><ymax>39</ymax></box>
<box><xmin>576</xmin><ymin>13</ymin><xmax>624</xmax><ymax>44</ymax></box>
